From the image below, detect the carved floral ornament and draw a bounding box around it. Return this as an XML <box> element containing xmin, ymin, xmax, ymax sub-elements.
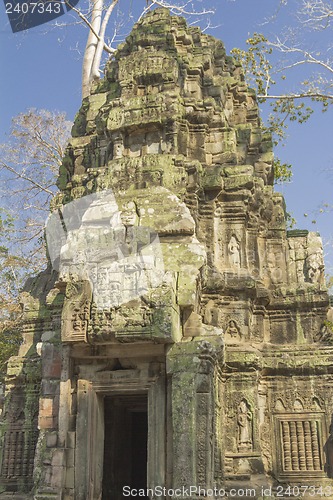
<box><xmin>273</xmin><ymin>394</ymin><xmax>324</xmax><ymax>413</ymax></box>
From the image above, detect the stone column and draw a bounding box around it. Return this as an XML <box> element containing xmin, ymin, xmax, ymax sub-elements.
<box><xmin>166</xmin><ymin>338</ymin><xmax>223</xmax><ymax>496</ymax></box>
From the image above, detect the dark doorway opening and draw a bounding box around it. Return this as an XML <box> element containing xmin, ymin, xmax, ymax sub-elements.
<box><xmin>102</xmin><ymin>394</ymin><xmax>148</xmax><ymax>500</ymax></box>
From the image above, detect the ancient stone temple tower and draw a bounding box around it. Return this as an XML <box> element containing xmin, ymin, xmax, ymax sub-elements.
<box><xmin>1</xmin><ymin>8</ymin><xmax>333</xmax><ymax>500</ymax></box>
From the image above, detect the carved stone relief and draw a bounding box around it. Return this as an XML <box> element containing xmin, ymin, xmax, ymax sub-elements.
<box><xmin>113</xmin><ymin>137</ymin><xmax>124</xmax><ymax>159</ymax></box>
<box><xmin>203</xmin><ymin>299</ymin><xmax>219</xmax><ymax>327</ymax></box>
<box><xmin>237</xmin><ymin>399</ymin><xmax>253</xmax><ymax>452</ymax></box>
<box><xmin>275</xmin><ymin>414</ymin><xmax>325</xmax><ymax>476</ymax></box>
<box><xmin>1</xmin><ymin>7</ymin><xmax>332</xmax><ymax>498</ymax></box>
<box><xmin>62</xmin><ymin>281</ymin><xmax>92</xmax><ymax>342</ymax></box>
<box><xmin>306</xmin><ymin>251</ymin><xmax>324</xmax><ymax>285</ymax></box>
<box><xmin>228</xmin><ymin>235</ymin><xmax>241</xmax><ymax>269</ymax></box>
<box><xmin>315</xmin><ymin>320</ymin><xmax>333</xmax><ymax>344</ymax></box>
<box><xmin>225</xmin><ymin>320</ymin><xmax>241</xmax><ymax>342</ymax></box>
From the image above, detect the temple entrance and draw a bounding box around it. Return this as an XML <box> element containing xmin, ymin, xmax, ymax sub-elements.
<box><xmin>102</xmin><ymin>394</ymin><xmax>148</xmax><ymax>500</ymax></box>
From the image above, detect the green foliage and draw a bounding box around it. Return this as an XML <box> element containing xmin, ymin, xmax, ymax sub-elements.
<box><xmin>231</xmin><ymin>30</ymin><xmax>332</xmax><ymax>183</ymax></box>
<box><xmin>267</xmin><ymin>99</ymin><xmax>314</xmax><ymax>144</ymax></box>
<box><xmin>323</xmin><ymin>319</ymin><xmax>333</xmax><ymax>331</ymax></box>
<box><xmin>273</xmin><ymin>157</ymin><xmax>292</xmax><ymax>183</ymax></box>
<box><xmin>286</xmin><ymin>211</ymin><xmax>297</xmax><ymax>229</ymax></box>
<box><xmin>0</xmin><ymin>207</ymin><xmax>34</xmax><ymax>313</ymax></box>
<box><xmin>0</xmin><ymin>208</ymin><xmax>14</xmax><ymax>232</ymax></box>
<box><xmin>0</xmin><ymin>213</ymin><xmax>24</xmax><ymax>382</ymax></box>
<box><xmin>0</xmin><ymin>322</ymin><xmax>22</xmax><ymax>382</ymax></box>
<box><xmin>231</xmin><ymin>35</ymin><xmax>316</xmax><ymax>145</ymax></box>
<box><xmin>231</xmin><ymin>34</ymin><xmax>274</xmax><ymax>96</ymax></box>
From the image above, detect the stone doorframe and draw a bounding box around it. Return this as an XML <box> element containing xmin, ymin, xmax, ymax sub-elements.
<box><xmin>74</xmin><ymin>370</ymin><xmax>166</xmax><ymax>500</ymax></box>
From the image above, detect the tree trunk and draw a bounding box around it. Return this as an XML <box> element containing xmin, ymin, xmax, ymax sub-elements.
<box><xmin>82</xmin><ymin>0</ymin><xmax>103</xmax><ymax>99</ymax></box>
<box><xmin>90</xmin><ymin>0</ymin><xmax>118</xmax><ymax>81</ymax></box>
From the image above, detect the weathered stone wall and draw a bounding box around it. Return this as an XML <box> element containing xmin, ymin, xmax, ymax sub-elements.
<box><xmin>0</xmin><ymin>8</ymin><xmax>332</xmax><ymax>500</ymax></box>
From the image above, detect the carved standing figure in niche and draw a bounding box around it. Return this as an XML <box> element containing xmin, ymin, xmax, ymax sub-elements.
<box><xmin>113</xmin><ymin>137</ymin><xmax>124</xmax><ymax>159</ymax></box>
<box><xmin>226</xmin><ymin>319</ymin><xmax>240</xmax><ymax>340</ymax></box>
<box><xmin>228</xmin><ymin>235</ymin><xmax>240</xmax><ymax>269</ymax></box>
<box><xmin>203</xmin><ymin>300</ymin><xmax>219</xmax><ymax>326</ymax></box>
<box><xmin>314</xmin><ymin>322</ymin><xmax>333</xmax><ymax>344</ymax></box>
<box><xmin>271</xmin><ymin>196</ymin><xmax>285</xmax><ymax>228</ymax></box>
<box><xmin>237</xmin><ymin>400</ymin><xmax>253</xmax><ymax>452</ymax></box>
<box><xmin>306</xmin><ymin>252</ymin><xmax>324</xmax><ymax>284</ymax></box>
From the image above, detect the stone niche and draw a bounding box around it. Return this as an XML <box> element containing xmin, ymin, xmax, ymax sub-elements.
<box><xmin>1</xmin><ymin>7</ymin><xmax>333</xmax><ymax>500</ymax></box>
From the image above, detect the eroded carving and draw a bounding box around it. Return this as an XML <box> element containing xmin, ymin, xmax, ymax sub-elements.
<box><xmin>225</xmin><ymin>320</ymin><xmax>241</xmax><ymax>341</ymax></box>
<box><xmin>237</xmin><ymin>399</ymin><xmax>253</xmax><ymax>452</ymax></box>
<box><xmin>1</xmin><ymin>7</ymin><xmax>332</xmax><ymax>498</ymax></box>
<box><xmin>228</xmin><ymin>235</ymin><xmax>240</xmax><ymax>269</ymax></box>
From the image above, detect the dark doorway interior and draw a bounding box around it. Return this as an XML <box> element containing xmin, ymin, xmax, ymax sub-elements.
<box><xmin>102</xmin><ymin>394</ymin><xmax>148</xmax><ymax>500</ymax></box>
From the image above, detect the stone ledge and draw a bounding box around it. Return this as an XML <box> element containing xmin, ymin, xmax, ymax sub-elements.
<box><xmin>0</xmin><ymin>495</ymin><xmax>32</xmax><ymax>499</ymax></box>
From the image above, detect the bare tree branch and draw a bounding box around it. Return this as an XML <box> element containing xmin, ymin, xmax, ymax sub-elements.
<box><xmin>300</xmin><ymin>0</ymin><xmax>333</xmax><ymax>30</ymax></box>
<box><xmin>0</xmin><ymin>110</ymin><xmax>71</xmax><ymax>271</ymax></box>
<box><xmin>258</xmin><ymin>92</ymin><xmax>333</xmax><ymax>100</ymax></box>
<box><xmin>0</xmin><ymin>162</ymin><xmax>54</xmax><ymax>196</ymax></box>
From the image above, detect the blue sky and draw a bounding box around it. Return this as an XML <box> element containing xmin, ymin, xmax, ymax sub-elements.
<box><xmin>0</xmin><ymin>0</ymin><xmax>332</xmax><ymax>280</ymax></box>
